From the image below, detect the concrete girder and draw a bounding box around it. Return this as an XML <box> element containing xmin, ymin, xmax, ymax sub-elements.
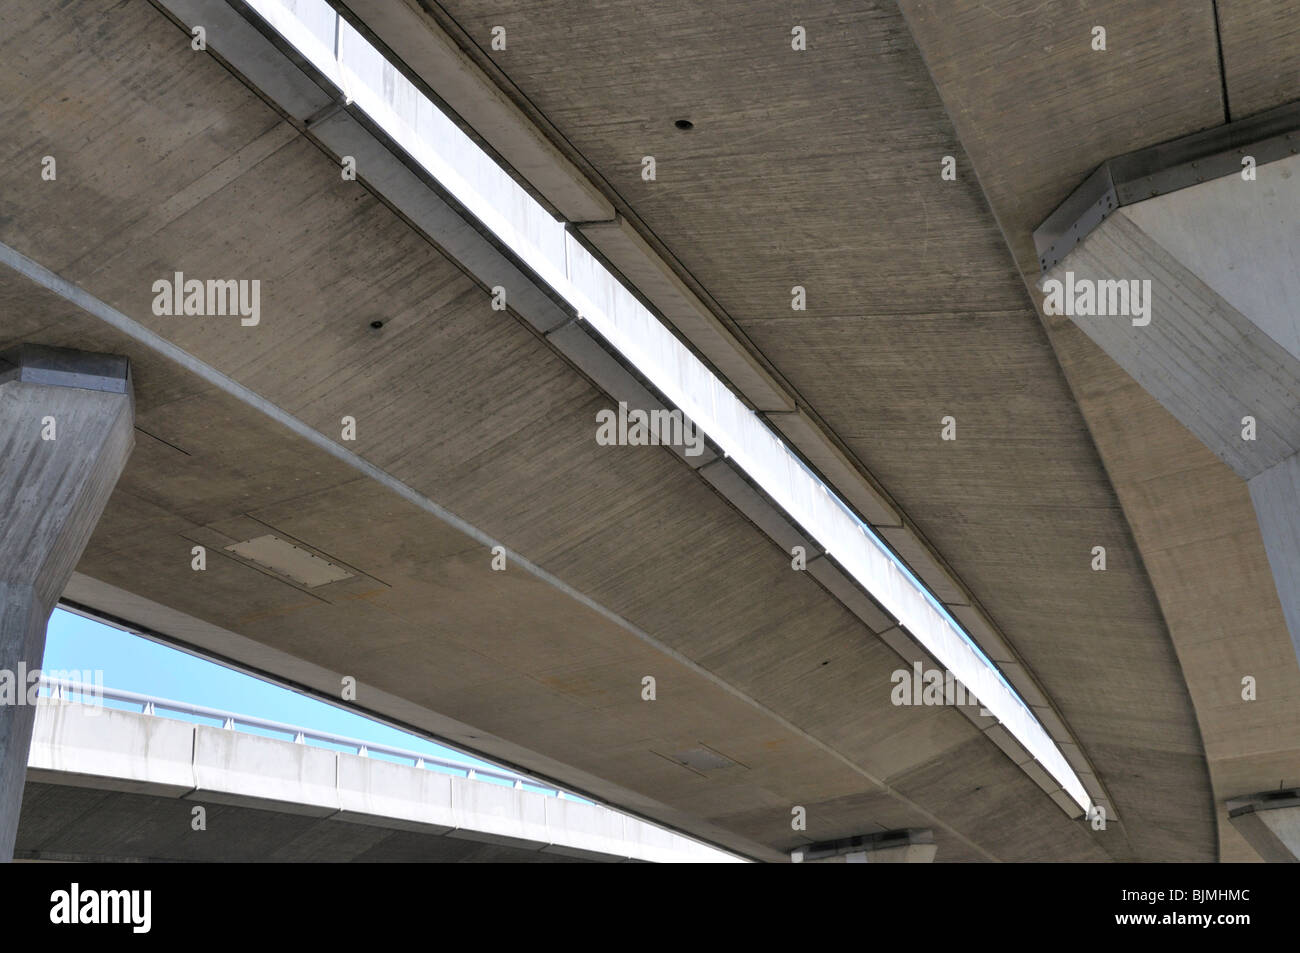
<box><xmin>0</xmin><ymin>343</ymin><xmax>133</xmax><ymax>860</ymax></box>
<box><xmin>1039</xmin><ymin>152</ymin><xmax>1300</xmax><ymax>668</ymax></box>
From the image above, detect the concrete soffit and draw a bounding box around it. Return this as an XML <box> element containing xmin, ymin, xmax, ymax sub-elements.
<box><xmin>147</xmin><ymin>0</ymin><xmax>1115</xmax><ymax>823</ymax></box>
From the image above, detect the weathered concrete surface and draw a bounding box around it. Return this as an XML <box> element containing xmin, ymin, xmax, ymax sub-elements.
<box><xmin>0</xmin><ymin>0</ymin><xmax>1131</xmax><ymax>862</ymax></box>
<box><xmin>23</xmin><ymin>701</ymin><xmax>737</xmax><ymax>862</ymax></box>
<box><xmin>0</xmin><ymin>345</ymin><xmax>133</xmax><ymax>859</ymax></box>
<box><xmin>896</xmin><ymin>0</ymin><xmax>1300</xmax><ymax>859</ymax></box>
<box><xmin>1040</xmin><ymin>314</ymin><xmax>1300</xmax><ymax>862</ymax></box>
<box><xmin>1218</xmin><ymin>0</ymin><xmax>1300</xmax><ymax>120</ymax></box>
<box><xmin>374</xmin><ymin>0</ymin><xmax>1218</xmax><ymax>858</ymax></box>
<box><xmin>0</xmin><ymin>256</ymin><xmax>1081</xmax><ymax>862</ymax></box>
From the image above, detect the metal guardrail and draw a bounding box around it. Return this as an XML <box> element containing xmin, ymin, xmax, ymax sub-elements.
<box><xmin>37</xmin><ymin>678</ymin><xmax>571</xmax><ymax>799</ymax></box>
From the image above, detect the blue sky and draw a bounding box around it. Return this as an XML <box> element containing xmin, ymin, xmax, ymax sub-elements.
<box><xmin>41</xmin><ymin>606</ymin><xmax>561</xmax><ymax>795</ymax></box>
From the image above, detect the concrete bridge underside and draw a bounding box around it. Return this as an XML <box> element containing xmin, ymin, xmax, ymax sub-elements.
<box><xmin>1</xmin><ymin>0</ymin><xmax>1296</xmax><ymax>861</ymax></box>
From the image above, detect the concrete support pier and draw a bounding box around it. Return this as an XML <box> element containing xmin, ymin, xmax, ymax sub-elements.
<box><xmin>1227</xmin><ymin>790</ymin><xmax>1300</xmax><ymax>863</ymax></box>
<box><xmin>791</xmin><ymin>828</ymin><xmax>937</xmax><ymax>863</ymax></box>
<box><xmin>0</xmin><ymin>344</ymin><xmax>133</xmax><ymax>860</ymax></box>
<box><xmin>1037</xmin><ymin>143</ymin><xmax>1300</xmax><ymax>668</ymax></box>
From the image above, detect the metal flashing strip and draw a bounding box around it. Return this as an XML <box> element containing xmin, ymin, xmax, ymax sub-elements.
<box><xmin>0</xmin><ymin>343</ymin><xmax>132</xmax><ymax>395</ymax></box>
<box><xmin>1034</xmin><ymin>99</ymin><xmax>1300</xmax><ymax>273</ymax></box>
<box><xmin>1226</xmin><ymin>788</ymin><xmax>1300</xmax><ymax>818</ymax></box>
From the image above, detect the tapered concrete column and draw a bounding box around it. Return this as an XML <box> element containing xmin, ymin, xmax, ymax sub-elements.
<box><xmin>1248</xmin><ymin>456</ymin><xmax>1300</xmax><ymax>658</ymax></box>
<box><xmin>0</xmin><ymin>344</ymin><xmax>133</xmax><ymax>860</ymax></box>
<box><xmin>1035</xmin><ymin>141</ymin><xmax>1300</xmax><ymax>665</ymax></box>
<box><xmin>1227</xmin><ymin>790</ymin><xmax>1300</xmax><ymax>863</ymax></box>
<box><xmin>791</xmin><ymin>829</ymin><xmax>936</xmax><ymax>863</ymax></box>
